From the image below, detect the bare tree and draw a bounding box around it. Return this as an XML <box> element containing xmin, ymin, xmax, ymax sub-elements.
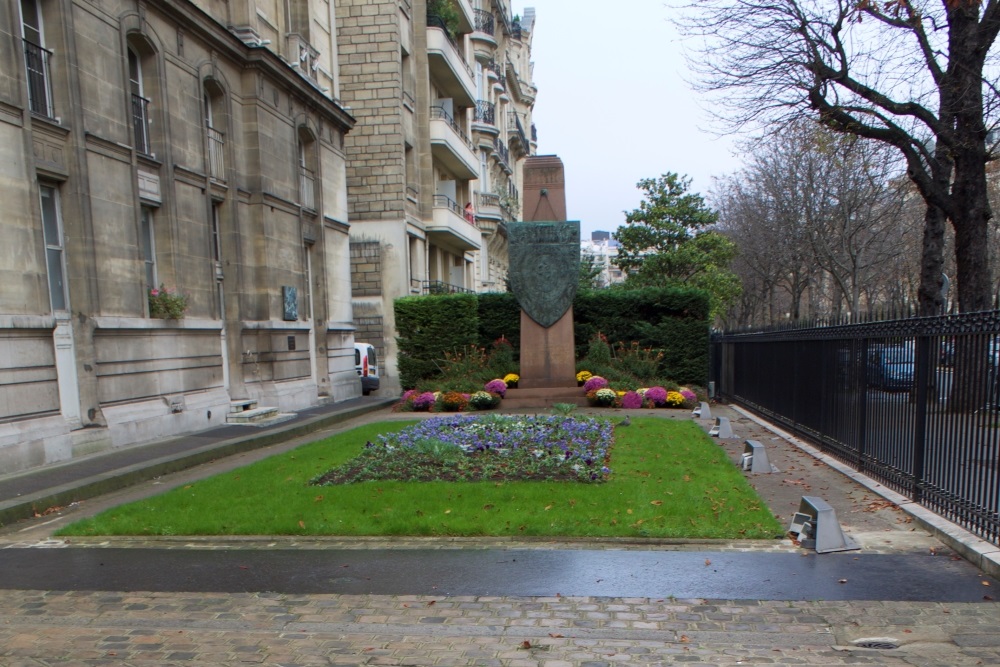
<box><xmin>679</xmin><ymin>0</ymin><xmax>1000</xmax><ymax>314</ymax></box>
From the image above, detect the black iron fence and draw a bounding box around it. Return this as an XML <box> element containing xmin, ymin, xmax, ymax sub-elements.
<box><xmin>712</xmin><ymin>310</ymin><xmax>1000</xmax><ymax>546</ymax></box>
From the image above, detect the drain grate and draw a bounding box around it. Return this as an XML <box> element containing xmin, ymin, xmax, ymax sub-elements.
<box><xmin>853</xmin><ymin>640</ymin><xmax>900</xmax><ymax>650</ymax></box>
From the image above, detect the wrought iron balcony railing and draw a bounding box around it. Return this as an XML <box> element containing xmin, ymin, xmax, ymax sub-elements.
<box><xmin>131</xmin><ymin>93</ymin><xmax>151</xmax><ymax>155</ymax></box>
<box><xmin>23</xmin><ymin>39</ymin><xmax>54</xmax><ymax>118</ymax></box>
<box><xmin>430</xmin><ymin>105</ymin><xmax>476</xmax><ymax>152</ymax></box>
<box><xmin>510</xmin><ymin>111</ymin><xmax>528</xmax><ymax>149</ymax></box>
<box><xmin>493</xmin><ymin>137</ymin><xmax>510</xmax><ymax>171</ymax></box>
<box><xmin>422</xmin><ymin>280</ymin><xmax>474</xmax><ymax>295</ymax></box>
<box><xmin>474</xmin><ymin>100</ymin><xmax>495</xmax><ymax>125</ymax></box>
<box><xmin>531</xmin><ymin>122</ymin><xmax>538</xmax><ymax>143</ymax></box>
<box><xmin>473</xmin><ymin>8</ymin><xmax>495</xmax><ymax>36</ymax></box>
<box><xmin>206</xmin><ymin>126</ymin><xmax>226</xmax><ymax>180</ymax></box>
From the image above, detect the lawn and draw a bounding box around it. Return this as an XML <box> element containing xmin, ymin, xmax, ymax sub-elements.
<box><xmin>56</xmin><ymin>416</ymin><xmax>783</xmax><ymax>539</ymax></box>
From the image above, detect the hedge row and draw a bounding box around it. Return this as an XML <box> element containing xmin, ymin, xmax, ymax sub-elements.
<box><xmin>394</xmin><ymin>287</ymin><xmax>710</xmax><ymax>388</ymax></box>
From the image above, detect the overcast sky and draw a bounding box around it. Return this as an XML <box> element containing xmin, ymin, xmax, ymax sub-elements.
<box><xmin>522</xmin><ymin>0</ymin><xmax>742</xmax><ymax>238</ymax></box>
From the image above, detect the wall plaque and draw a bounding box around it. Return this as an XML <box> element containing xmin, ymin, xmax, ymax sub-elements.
<box><xmin>508</xmin><ymin>222</ymin><xmax>580</xmax><ymax>328</ymax></box>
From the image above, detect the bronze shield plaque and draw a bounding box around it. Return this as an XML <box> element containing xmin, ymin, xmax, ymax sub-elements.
<box><xmin>508</xmin><ymin>222</ymin><xmax>580</xmax><ymax>328</ymax></box>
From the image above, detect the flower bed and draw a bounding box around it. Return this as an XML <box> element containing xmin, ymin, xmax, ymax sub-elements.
<box><xmin>313</xmin><ymin>414</ymin><xmax>614</xmax><ymax>484</ymax></box>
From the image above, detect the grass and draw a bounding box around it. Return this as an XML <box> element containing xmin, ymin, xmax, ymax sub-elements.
<box><xmin>56</xmin><ymin>417</ymin><xmax>783</xmax><ymax>540</ymax></box>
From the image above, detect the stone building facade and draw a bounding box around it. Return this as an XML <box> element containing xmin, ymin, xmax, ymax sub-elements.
<box><xmin>1</xmin><ymin>0</ymin><xmax>359</xmax><ymax>474</ymax></box>
<box><xmin>336</xmin><ymin>0</ymin><xmax>537</xmax><ymax>390</ymax></box>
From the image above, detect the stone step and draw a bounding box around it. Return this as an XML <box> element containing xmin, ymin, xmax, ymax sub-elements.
<box><xmin>226</xmin><ymin>406</ymin><xmax>279</xmax><ymax>424</ymax></box>
<box><xmin>229</xmin><ymin>399</ymin><xmax>258</xmax><ymax>413</ymax></box>
<box><xmin>502</xmin><ymin>386</ymin><xmax>588</xmax><ymax>409</ymax></box>
<box><xmin>502</xmin><ymin>396</ymin><xmax>590</xmax><ymax>409</ymax></box>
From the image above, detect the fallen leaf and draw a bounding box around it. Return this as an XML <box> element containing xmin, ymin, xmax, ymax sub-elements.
<box><xmin>651</xmin><ymin>500</ymin><xmax>663</xmax><ymax>506</ymax></box>
<box><xmin>903</xmin><ymin>629</ymin><xmax>912</xmax><ymax>634</ymax></box>
<box><xmin>983</xmin><ymin>581</ymin><xmax>992</xmax><ymax>586</ymax></box>
<box><xmin>704</xmin><ymin>559</ymin><xmax>711</xmax><ymax>566</ymax></box>
<box><xmin>444</xmin><ymin>509</ymin><xmax>451</xmax><ymax>514</ymax></box>
<box><xmin>548</xmin><ymin>633</ymin><xmax>564</xmax><ymax>638</ymax></box>
<box><xmin>427</xmin><ymin>600</ymin><xmax>436</xmax><ymax>606</ymax></box>
<box><xmin>314</xmin><ymin>495</ymin><xmax>324</xmax><ymax>502</ymax></box>
<box><xmin>544</xmin><ymin>505</ymin><xmax>553</xmax><ymax>511</ymax></box>
<box><xmin>298</xmin><ymin>520</ymin><xmax>305</xmax><ymax>529</ymax></box>
<box><xmin>520</xmin><ymin>640</ymin><xmax>532</xmax><ymax>649</ymax></box>
<box><xmin>680</xmin><ymin>635</ymin><xmax>690</xmax><ymax>643</ymax></box>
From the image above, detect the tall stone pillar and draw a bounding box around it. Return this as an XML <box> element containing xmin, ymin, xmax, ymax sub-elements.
<box><xmin>509</xmin><ymin>155</ymin><xmax>579</xmax><ymax>390</ymax></box>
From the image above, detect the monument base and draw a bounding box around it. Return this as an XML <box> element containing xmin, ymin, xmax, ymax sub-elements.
<box><xmin>519</xmin><ymin>308</ymin><xmax>577</xmax><ymax>389</ymax></box>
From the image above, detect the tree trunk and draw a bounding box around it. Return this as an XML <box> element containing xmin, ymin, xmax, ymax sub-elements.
<box><xmin>917</xmin><ymin>204</ymin><xmax>947</xmax><ymax>317</ymax></box>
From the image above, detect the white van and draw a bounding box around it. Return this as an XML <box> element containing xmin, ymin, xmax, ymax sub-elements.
<box><xmin>354</xmin><ymin>342</ymin><xmax>379</xmax><ymax>395</ymax></box>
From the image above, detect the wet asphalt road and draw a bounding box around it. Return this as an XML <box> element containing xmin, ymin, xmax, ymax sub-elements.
<box><xmin>1</xmin><ymin>547</ymin><xmax>996</xmax><ymax>601</ymax></box>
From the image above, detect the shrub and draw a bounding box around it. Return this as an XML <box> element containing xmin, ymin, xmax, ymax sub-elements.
<box><xmin>621</xmin><ymin>391</ymin><xmax>644</xmax><ymax>409</ymax></box>
<box><xmin>583</xmin><ymin>376</ymin><xmax>608</xmax><ymax>392</ymax></box>
<box><xmin>412</xmin><ymin>392</ymin><xmax>436</xmax><ymax>411</ymax></box>
<box><xmin>664</xmin><ymin>391</ymin><xmax>685</xmax><ymax>408</ymax></box>
<box><xmin>644</xmin><ymin>386</ymin><xmax>668</xmax><ymax>407</ymax></box>
<box><xmin>587</xmin><ymin>388</ymin><xmax>618</xmax><ymax>407</ymax></box>
<box><xmin>396</xmin><ymin>294</ymin><xmax>479</xmax><ymax>389</ymax></box>
<box><xmin>585</xmin><ymin>332</ymin><xmax>613</xmax><ymax>365</ymax></box>
<box><xmin>484</xmin><ymin>379</ymin><xmax>507</xmax><ymax>397</ymax></box>
<box><xmin>439</xmin><ymin>391</ymin><xmax>468</xmax><ymax>412</ymax></box>
<box><xmin>614</xmin><ymin>341</ymin><xmax>665</xmax><ymax>382</ymax></box>
<box><xmin>468</xmin><ymin>391</ymin><xmax>501</xmax><ymax>410</ymax></box>
<box><xmin>487</xmin><ymin>336</ymin><xmax>516</xmax><ymax>376</ymax></box>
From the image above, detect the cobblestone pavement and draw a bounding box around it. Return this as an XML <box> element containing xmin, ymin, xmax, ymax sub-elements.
<box><xmin>2</xmin><ymin>590</ymin><xmax>999</xmax><ymax>666</ymax></box>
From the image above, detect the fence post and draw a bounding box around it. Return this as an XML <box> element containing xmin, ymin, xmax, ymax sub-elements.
<box><xmin>855</xmin><ymin>338</ymin><xmax>870</xmax><ymax>471</ymax></box>
<box><xmin>911</xmin><ymin>336</ymin><xmax>932</xmax><ymax>502</ymax></box>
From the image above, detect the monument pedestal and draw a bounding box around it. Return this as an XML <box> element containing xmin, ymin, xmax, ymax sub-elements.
<box><xmin>519</xmin><ymin>308</ymin><xmax>577</xmax><ymax>389</ymax></box>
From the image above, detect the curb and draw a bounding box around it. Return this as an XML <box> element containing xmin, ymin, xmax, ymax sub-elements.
<box><xmin>0</xmin><ymin>397</ymin><xmax>397</xmax><ymax>528</ymax></box>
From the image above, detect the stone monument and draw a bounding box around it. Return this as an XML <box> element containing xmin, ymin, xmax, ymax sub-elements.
<box><xmin>508</xmin><ymin>155</ymin><xmax>579</xmax><ymax>390</ymax></box>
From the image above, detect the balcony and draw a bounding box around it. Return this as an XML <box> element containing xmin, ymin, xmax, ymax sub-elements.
<box><xmin>429</xmin><ymin>106</ymin><xmax>478</xmax><ymax>179</ymax></box>
<box><xmin>206</xmin><ymin>126</ymin><xmax>226</xmax><ymax>181</ymax></box>
<box><xmin>131</xmin><ymin>93</ymin><xmax>151</xmax><ymax>155</ymax></box>
<box><xmin>493</xmin><ymin>137</ymin><xmax>511</xmax><ymax>173</ymax></box>
<box><xmin>429</xmin><ymin>194</ymin><xmax>481</xmax><ymax>251</ymax></box>
<box><xmin>426</xmin><ymin>18</ymin><xmax>476</xmax><ymax>106</ymax></box>
<box><xmin>453</xmin><ymin>0</ymin><xmax>474</xmax><ymax>34</ymax></box>
<box><xmin>508</xmin><ymin>111</ymin><xmax>528</xmax><ymax>154</ymax></box>
<box><xmin>472</xmin><ymin>100</ymin><xmax>498</xmax><ymax>136</ymax></box>
<box><xmin>23</xmin><ymin>39</ymin><xmax>54</xmax><ymax>118</ymax></box>
<box><xmin>471</xmin><ymin>9</ymin><xmax>496</xmax><ymax>45</ymax></box>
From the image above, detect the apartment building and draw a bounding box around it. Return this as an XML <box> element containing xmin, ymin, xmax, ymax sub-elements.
<box><xmin>1</xmin><ymin>0</ymin><xmax>359</xmax><ymax>473</ymax></box>
<box><xmin>336</xmin><ymin>0</ymin><xmax>538</xmax><ymax>390</ymax></box>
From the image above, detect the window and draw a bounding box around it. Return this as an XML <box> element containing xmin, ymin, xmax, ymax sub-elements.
<box><xmin>139</xmin><ymin>206</ymin><xmax>156</xmax><ymax>289</ymax></box>
<box><xmin>21</xmin><ymin>0</ymin><xmax>53</xmax><ymax>118</ymax></box>
<box><xmin>39</xmin><ymin>184</ymin><xmax>67</xmax><ymax>311</ymax></box>
<box><xmin>128</xmin><ymin>47</ymin><xmax>151</xmax><ymax>154</ymax></box>
<box><xmin>204</xmin><ymin>84</ymin><xmax>226</xmax><ymax>180</ymax></box>
<box><xmin>298</xmin><ymin>132</ymin><xmax>316</xmax><ymax>210</ymax></box>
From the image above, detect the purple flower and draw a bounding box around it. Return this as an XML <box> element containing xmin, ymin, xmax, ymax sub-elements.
<box><xmin>644</xmin><ymin>386</ymin><xmax>668</xmax><ymax>406</ymax></box>
<box><xmin>680</xmin><ymin>388</ymin><xmax>697</xmax><ymax>402</ymax></box>
<box><xmin>621</xmin><ymin>391</ymin><xmax>643</xmax><ymax>409</ymax></box>
<box><xmin>582</xmin><ymin>376</ymin><xmax>608</xmax><ymax>392</ymax></box>
<box><xmin>412</xmin><ymin>392</ymin><xmax>436</xmax><ymax>410</ymax></box>
<box><xmin>484</xmin><ymin>379</ymin><xmax>507</xmax><ymax>397</ymax></box>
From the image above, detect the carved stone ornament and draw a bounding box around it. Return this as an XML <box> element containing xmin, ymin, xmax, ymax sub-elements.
<box><xmin>508</xmin><ymin>221</ymin><xmax>580</xmax><ymax>328</ymax></box>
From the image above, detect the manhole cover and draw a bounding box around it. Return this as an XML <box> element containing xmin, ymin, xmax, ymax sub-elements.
<box><xmin>853</xmin><ymin>640</ymin><xmax>900</xmax><ymax>650</ymax></box>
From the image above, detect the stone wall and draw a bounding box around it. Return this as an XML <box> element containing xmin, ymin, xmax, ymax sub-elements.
<box><xmin>350</xmin><ymin>240</ymin><xmax>383</xmax><ymax>296</ymax></box>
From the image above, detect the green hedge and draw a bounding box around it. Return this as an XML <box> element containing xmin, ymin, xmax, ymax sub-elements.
<box><xmin>395</xmin><ymin>293</ymin><xmax>479</xmax><ymax>389</ymax></box>
<box><xmin>394</xmin><ymin>287</ymin><xmax>710</xmax><ymax>388</ymax></box>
